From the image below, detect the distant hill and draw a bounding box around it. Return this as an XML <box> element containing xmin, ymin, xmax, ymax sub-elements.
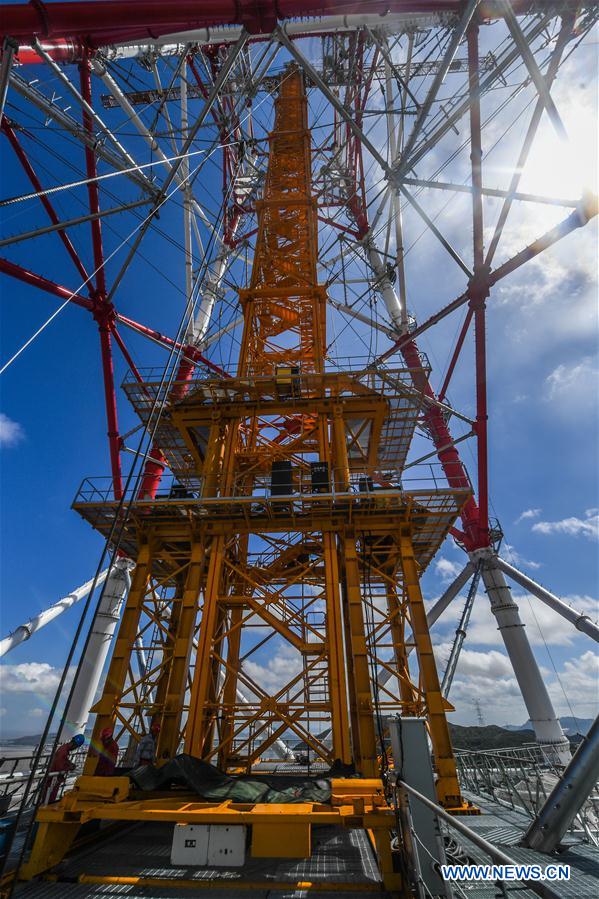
<box><xmin>505</xmin><ymin>717</ymin><xmax>593</xmax><ymax>736</ymax></box>
<box><xmin>0</xmin><ymin>733</ymin><xmax>56</xmax><ymax>747</ymax></box>
<box><xmin>449</xmin><ymin>723</ymin><xmax>537</xmax><ymax>751</ymax></box>
<box><xmin>3</xmin><ymin>721</ymin><xmax>590</xmax><ymax>753</ymax></box>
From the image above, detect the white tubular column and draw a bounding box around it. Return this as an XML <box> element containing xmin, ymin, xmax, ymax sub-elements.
<box><xmin>187</xmin><ymin>247</ymin><xmax>232</xmax><ymax>346</ymax></box>
<box><xmin>522</xmin><ymin>714</ymin><xmax>599</xmax><ymax>852</ymax></box>
<box><xmin>427</xmin><ymin>562</ymin><xmax>475</xmax><ymax>627</ymax></box>
<box><xmin>363</xmin><ymin>239</ymin><xmax>405</xmax><ymax>333</ymax></box>
<box><xmin>496</xmin><ymin>556</ymin><xmax>599</xmax><ymax>643</ymax></box>
<box><xmin>107</xmin><ymin>14</ymin><xmax>439</xmax><ymax>60</ymax></box>
<box><xmin>471</xmin><ymin>548</ymin><xmax>571</xmax><ymax>766</ymax></box>
<box><xmin>0</xmin><ymin>570</ymin><xmax>109</xmax><ymax>657</ymax></box>
<box><xmin>60</xmin><ymin>558</ymin><xmax>133</xmax><ymax>740</ymax></box>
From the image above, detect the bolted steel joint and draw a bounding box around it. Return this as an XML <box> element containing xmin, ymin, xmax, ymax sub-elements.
<box><xmin>237</xmin><ymin>0</ymin><xmax>278</xmax><ymax>35</ymax></box>
<box><xmin>92</xmin><ymin>297</ymin><xmax>116</xmax><ymax>328</ymax></box>
<box><xmin>467</xmin><ymin>264</ymin><xmax>491</xmax><ymax>308</ymax></box>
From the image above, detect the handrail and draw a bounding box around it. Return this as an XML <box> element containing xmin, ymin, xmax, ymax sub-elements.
<box><xmin>397</xmin><ymin>779</ymin><xmax>561</xmax><ymax>899</ymax></box>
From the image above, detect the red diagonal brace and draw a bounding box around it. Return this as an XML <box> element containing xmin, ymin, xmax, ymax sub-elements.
<box><xmin>2</xmin><ymin>121</ymin><xmax>92</xmax><ymax>288</ymax></box>
<box><xmin>0</xmin><ymin>257</ymin><xmax>93</xmax><ymax>309</ymax></box>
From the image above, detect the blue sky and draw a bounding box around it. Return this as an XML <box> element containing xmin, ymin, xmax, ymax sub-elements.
<box><xmin>0</xmin><ymin>19</ymin><xmax>597</xmax><ymax>738</ymax></box>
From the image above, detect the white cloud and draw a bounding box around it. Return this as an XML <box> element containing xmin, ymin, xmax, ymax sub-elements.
<box><xmin>434</xmin><ymin>557</ymin><xmax>463</xmax><ymax>582</ymax></box>
<box><xmin>543</xmin><ymin>356</ymin><xmax>599</xmax><ymax>416</ymax></box>
<box><xmin>502</xmin><ymin>543</ymin><xmax>541</xmax><ymax>570</ymax></box>
<box><xmin>28</xmin><ymin>708</ymin><xmax>44</xmax><ymax>718</ymax></box>
<box><xmin>0</xmin><ymin>662</ymin><xmax>74</xmax><ymax>696</ymax></box>
<box><xmin>434</xmin><ymin>642</ymin><xmax>514</xmax><ymax>679</ymax></box>
<box><xmin>532</xmin><ymin>509</ymin><xmax>599</xmax><ymax>541</ymax></box>
<box><xmin>0</xmin><ymin>413</ymin><xmax>24</xmax><ymax>447</ymax></box>
<box><xmin>0</xmin><ymin>708</ymin><xmax>6</xmax><ymax>717</ymax></box>
<box><xmin>436</xmin><ymin>647</ymin><xmax>598</xmax><ymax>727</ymax></box>
<box><xmin>515</xmin><ymin>509</ymin><xmax>541</xmax><ymax>524</ymax></box>
<box><xmin>431</xmin><ymin>589</ymin><xmax>598</xmax><ymax>648</ymax></box>
<box><xmin>547</xmin><ymin>651</ymin><xmax>599</xmax><ymax>717</ymax></box>
<box><xmin>243</xmin><ymin>644</ymin><xmax>303</xmax><ymax>695</ymax></box>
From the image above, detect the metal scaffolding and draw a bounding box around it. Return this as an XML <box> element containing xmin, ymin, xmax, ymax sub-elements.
<box><xmin>1</xmin><ymin>2</ymin><xmax>598</xmax><ymax>894</ymax></box>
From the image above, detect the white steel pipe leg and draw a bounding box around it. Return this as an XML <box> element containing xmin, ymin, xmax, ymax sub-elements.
<box><xmin>427</xmin><ymin>562</ymin><xmax>475</xmax><ymax>627</ymax></box>
<box><xmin>0</xmin><ymin>570</ymin><xmax>109</xmax><ymax>657</ymax></box>
<box><xmin>496</xmin><ymin>556</ymin><xmax>599</xmax><ymax>643</ymax></box>
<box><xmin>522</xmin><ymin>714</ymin><xmax>599</xmax><ymax>852</ymax></box>
<box><xmin>471</xmin><ymin>548</ymin><xmax>571</xmax><ymax>766</ymax></box>
<box><xmin>363</xmin><ymin>240</ymin><xmax>405</xmax><ymax>333</ymax></box>
<box><xmin>60</xmin><ymin>559</ymin><xmax>133</xmax><ymax>740</ymax></box>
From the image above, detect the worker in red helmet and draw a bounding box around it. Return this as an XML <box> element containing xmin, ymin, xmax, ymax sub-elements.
<box><xmin>134</xmin><ymin>721</ymin><xmax>160</xmax><ymax>767</ymax></box>
<box><xmin>44</xmin><ymin>734</ymin><xmax>84</xmax><ymax>803</ymax></box>
<box><xmin>91</xmin><ymin>726</ymin><xmax>120</xmax><ymax>776</ymax></box>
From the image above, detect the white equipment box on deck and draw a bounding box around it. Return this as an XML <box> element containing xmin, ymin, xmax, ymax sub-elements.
<box><xmin>171</xmin><ymin>823</ymin><xmax>246</xmax><ymax>867</ymax></box>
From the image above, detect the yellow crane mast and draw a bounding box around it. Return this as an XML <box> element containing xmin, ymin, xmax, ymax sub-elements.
<box><xmin>23</xmin><ymin>66</ymin><xmax>472</xmax><ymax>892</ymax></box>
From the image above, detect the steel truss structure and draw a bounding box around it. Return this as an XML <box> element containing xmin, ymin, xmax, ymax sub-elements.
<box><xmin>1</xmin><ymin>0</ymin><xmax>598</xmax><ymax>893</ymax></box>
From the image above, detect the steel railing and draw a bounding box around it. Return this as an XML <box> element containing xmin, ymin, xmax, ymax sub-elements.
<box><xmin>455</xmin><ymin>746</ymin><xmax>599</xmax><ymax>846</ymax></box>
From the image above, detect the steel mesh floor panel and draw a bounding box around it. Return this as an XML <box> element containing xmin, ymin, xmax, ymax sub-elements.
<box><xmin>444</xmin><ymin>792</ymin><xmax>599</xmax><ymax>899</ymax></box>
<box><xmin>36</xmin><ymin>822</ymin><xmax>390</xmax><ymax>896</ymax></box>
<box><xmin>17</xmin><ymin>886</ymin><xmax>388</xmax><ymax>899</ymax></box>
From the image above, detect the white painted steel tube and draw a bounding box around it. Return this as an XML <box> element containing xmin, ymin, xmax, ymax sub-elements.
<box><xmin>427</xmin><ymin>562</ymin><xmax>475</xmax><ymax>628</ymax></box>
<box><xmin>363</xmin><ymin>240</ymin><xmax>405</xmax><ymax>333</ymax></box>
<box><xmin>0</xmin><ymin>570</ymin><xmax>109</xmax><ymax>657</ymax></box>
<box><xmin>496</xmin><ymin>556</ymin><xmax>599</xmax><ymax>643</ymax></box>
<box><xmin>189</xmin><ymin>248</ymin><xmax>233</xmax><ymax>346</ymax></box>
<box><xmin>522</xmin><ymin>714</ymin><xmax>599</xmax><ymax>853</ymax></box>
<box><xmin>107</xmin><ymin>14</ymin><xmax>445</xmax><ymax>59</ymax></box>
<box><xmin>60</xmin><ymin>559</ymin><xmax>133</xmax><ymax>740</ymax></box>
<box><xmin>91</xmin><ymin>60</ymin><xmax>216</xmax><ymax>235</ymax></box>
<box><xmin>472</xmin><ymin>549</ymin><xmax>571</xmax><ymax>766</ymax></box>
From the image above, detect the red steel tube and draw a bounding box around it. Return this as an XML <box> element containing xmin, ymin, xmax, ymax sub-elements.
<box><xmin>98</xmin><ymin>323</ymin><xmax>123</xmax><ymax>500</ymax></box>
<box><xmin>2</xmin><ymin>122</ymin><xmax>92</xmax><ymax>288</ymax></box>
<box><xmin>0</xmin><ymin>3</ymin><xmax>496</xmax><ymax>39</ymax></box>
<box><xmin>401</xmin><ymin>336</ymin><xmax>482</xmax><ymax>549</ymax></box>
<box><xmin>137</xmin><ymin>355</ymin><xmax>197</xmax><ymax>500</ymax></box>
<box><xmin>80</xmin><ymin>52</ymin><xmax>123</xmax><ymax>500</ymax></box>
<box><xmin>467</xmin><ymin>21</ymin><xmax>489</xmax><ymax>543</ymax></box>
<box><xmin>2</xmin><ymin>2</ymin><xmax>561</xmax><ymax>51</ymax></box>
<box><xmin>79</xmin><ymin>55</ymin><xmax>108</xmax><ymax>299</ymax></box>
<box><xmin>438</xmin><ymin>307</ymin><xmax>473</xmax><ymax>404</ymax></box>
<box><xmin>0</xmin><ymin>257</ymin><xmax>94</xmax><ymax>308</ymax></box>
<box><xmin>111</xmin><ymin>325</ymin><xmax>145</xmax><ymax>386</ymax></box>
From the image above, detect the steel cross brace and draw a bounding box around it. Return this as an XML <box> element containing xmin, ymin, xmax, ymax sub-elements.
<box><xmin>107</xmin><ymin>31</ymin><xmax>249</xmax><ymax>302</ymax></box>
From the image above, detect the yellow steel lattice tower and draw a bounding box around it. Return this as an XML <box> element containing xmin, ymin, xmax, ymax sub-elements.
<box><xmin>24</xmin><ymin>67</ymin><xmax>472</xmax><ymax>890</ymax></box>
<box><xmin>79</xmin><ymin>66</ymin><xmax>468</xmax><ymax>792</ymax></box>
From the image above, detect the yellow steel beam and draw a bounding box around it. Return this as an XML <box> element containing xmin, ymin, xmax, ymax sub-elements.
<box><xmin>155</xmin><ymin>541</ymin><xmax>204</xmax><ymax>760</ymax></box>
<box><xmin>77</xmin><ymin>875</ymin><xmax>383</xmax><ymax>892</ymax></box>
<box><xmin>340</xmin><ymin>534</ymin><xmax>378</xmax><ymax>776</ymax></box>
<box><xmin>398</xmin><ymin>527</ymin><xmax>464</xmax><ymax>808</ymax></box>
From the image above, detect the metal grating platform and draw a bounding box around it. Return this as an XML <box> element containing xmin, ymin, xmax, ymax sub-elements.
<box><xmin>445</xmin><ymin>792</ymin><xmax>599</xmax><ymax>899</ymax></box>
<box><xmin>71</xmin><ymin>485</ymin><xmax>469</xmax><ymax>579</ymax></box>
<box><xmin>122</xmin><ymin>364</ymin><xmax>428</xmax><ymax>481</ymax></box>
<box><xmin>15</xmin><ymin>823</ymin><xmax>392</xmax><ymax>898</ymax></box>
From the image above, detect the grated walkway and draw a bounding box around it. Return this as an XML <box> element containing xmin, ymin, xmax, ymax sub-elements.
<box><xmin>442</xmin><ymin>792</ymin><xmax>599</xmax><ymax>899</ymax></box>
<box><xmin>15</xmin><ymin>822</ymin><xmax>392</xmax><ymax>898</ymax></box>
